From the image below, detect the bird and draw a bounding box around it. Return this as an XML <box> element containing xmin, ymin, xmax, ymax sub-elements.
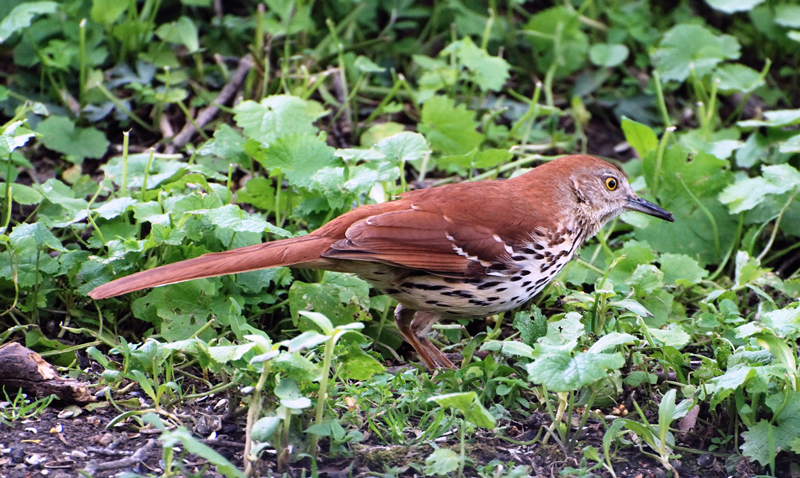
<box><xmin>89</xmin><ymin>155</ymin><xmax>673</xmax><ymax>369</ymax></box>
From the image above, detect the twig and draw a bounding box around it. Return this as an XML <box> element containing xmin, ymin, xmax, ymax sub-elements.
<box><xmin>82</xmin><ymin>439</ymin><xmax>157</xmax><ymax>475</ymax></box>
<box><xmin>169</xmin><ymin>55</ymin><xmax>254</xmax><ymax>151</ymax></box>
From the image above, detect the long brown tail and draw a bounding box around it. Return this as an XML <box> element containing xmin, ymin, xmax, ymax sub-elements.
<box><xmin>88</xmin><ymin>235</ymin><xmax>334</xmax><ymax>299</ymax></box>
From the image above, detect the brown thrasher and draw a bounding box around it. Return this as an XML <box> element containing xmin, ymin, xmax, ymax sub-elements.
<box><xmin>89</xmin><ymin>155</ymin><xmax>673</xmax><ymax>369</ymax></box>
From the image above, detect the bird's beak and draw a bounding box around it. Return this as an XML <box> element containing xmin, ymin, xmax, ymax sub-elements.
<box><xmin>625</xmin><ymin>196</ymin><xmax>674</xmax><ymax>222</ymax></box>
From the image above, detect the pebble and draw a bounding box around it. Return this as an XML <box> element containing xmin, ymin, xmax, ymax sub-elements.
<box><xmin>697</xmin><ymin>453</ymin><xmax>715</xmax><ymax>468</ymax></box>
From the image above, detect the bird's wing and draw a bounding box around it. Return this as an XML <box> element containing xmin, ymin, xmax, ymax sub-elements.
<box><xmin>322</xmin><ymin>204</ymin><xmax>519</xmax><ymax>277</ymax></box>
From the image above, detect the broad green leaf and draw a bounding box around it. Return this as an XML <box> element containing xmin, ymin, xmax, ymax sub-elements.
<box><xmin>538</xmin><ymin>312</ymin><xmax>585</xmax><ymax>348</ymax></box>
<box><xmin>94</xmin><ymin>197</ymin><xmax>138</xmax><ymax>220</ymax></box>
<box><xmin>654</xmin><ymin>24</ymin><xmax>741</xmax><ymax>82</ymax></box>
<box><xmin>719</xmin><ymin>164</ymin><xmax>800</xmax><ymax>213</ymax></box>
<box><xmin>9</xmin><ymin>222</ymin><xmax>66</xmax><ymax>252</ymax></box>
<box><xmin>481</xmin><ymin>340</ymin><xmax>534</xmax><ymax>359</ymax></box>
<box><xmin>275</xmin><ymin>378</ymin><xmax>311</xmax><ymax>409</ymax></box>
<box><xmin>251</xmin><ymin>417</ymin><xmax>281</xmax><ymax>443</ymax></box>
<box><xmin>738</xmin><ymin>109</ymin><xmax>800</xmax><ymax>128</ymax></box>
<box><xmin>234</xmin><ymin>95</ymin><xmax>327</xmax><ymax>147</ymax></box>
<box><xmin>441</xmin><ymin>37</ymin><xmax>510</xmax><ymax>91</ymax></box>
<box><xmin>35</xmin><ymin>116</ymin><xmax>109</xmax><ymax>163</ymax></box>
<box><xmin>512</xmin><ymin>308</ymin><xmax>548</xmax><ymax>347</ymax></box>
<box><xmin>589</xmin><ymin>43</ymin><xmax>629</xmax><ymax>67</ymax></box>
<box><xmin>207</xmin><ymin>343</ymin><xmax>256</xmax><ymax>363</ymax></box>
<box><xmin>0</xmin><ymin>183</ymin><xmax>43</xmax><ymax>205</ymax></box>
<box><xmin>289</xmin><ymin>273</ymin><xmax>372</xmax><ymax>328</ymax></box>
<box><xmin>621</xmin><ymin>117</ymin><xmax>658</xmax><ymax>158</ymax></box>
<box><xmin>155</xmin><ymin>16</ymin><xmax>199</xmax><ymax>53</ymax></box>
<box><xmin>527</xmin><ymin>351</ymin><xmax>624</xmax><ymax>391</ymax></box>
<box><xmin>705</xmin><ymin>0</ymin><xmax>764</xmax><ymax>14</ymax></box>
<box><xmin>780</xmin><ymin>133</ymin><xmax>800</xmax><ymax>154</ymax></box>
<box><xmin>297</xmin><ymin>311</ymin><xmax>334</xmax><ymax>336</ymax></box>
<box><xmin>419</xmin><ymin>96</ymin><xmax>483</xmax><ymax>156</ymax></box>
<box><xmin>659</xmin><ymin>253</ymin><xmax>708</xmax><ymax>285</ymax></box>
<box><xmin>259</xmin><ymin>134</ymin><xmax>337</xmax><ymax>189</ymax></box>
<box><xmin>428</xmin><ymin>392</ymin><xmax>496</xmax><ymax>429</ymax></box>
<box><xmin>91</xmin><ymin>0</ymin><xmax>127</xmax><ymax>25</ymax></box>
<box><xmin>715</xmin><ymin>64</ymin><xmax>765</xmax><ymax>93</ymax></box>
<box><xmin>774</xmin><ymin>5</ymin><xmax>800</xmax><ymax>28</ymax></box>
<box><xmin>587</xmin><ymin>333</ymin><xmax>637</xmax><ymax>354</ymax></box>
<box><xmin>103</xmin><ymin>152</ymin><xmax>185</xmax><ymax>189</ymax></box>
<box><xmin>524</xmin><ymin>6</ymin><xmax>588</xmax><ymax>77</ymax></box>
<box><xmin>609</xmin><ymin>299</ymin><xmax>652</xmax><ymax>317</ymax></box>
<box><xmin>0</xmin><ymin>2</ymin><xmax>58</xmax><ymax>42</ymax></box>
<box><xmin>424</xmin><ymin>448</ymin><xmax>460</xmax><ymax>476</ymax></box>
<box><xmin>647</xmin><ymin>325</ymin><xmax>691</xmax><ymax>348</ymax></box>
<box><xmin>339</xmin><ymin>343</ymin><xmax>385</xmax><ymax>380</ymax></box>
<box><xmin>0</xmin><ymin>122</ymin><xmax>37</xmax><ymax>157</ymax></box>
<box><xmin>375</xmin><ymin>132</ymin><xmax>430</xmax><ymax>163</ymax></box>
<box><xmin>354</xmin><ymin>55</ymin><xmax>385</xmax><ymax>73</ymax></box>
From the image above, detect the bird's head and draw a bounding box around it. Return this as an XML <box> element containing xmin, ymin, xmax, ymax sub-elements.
<box><xmin>556</xmin><ymin>156</ymin><xmax>674</xmax><ymax>234</ymax></box>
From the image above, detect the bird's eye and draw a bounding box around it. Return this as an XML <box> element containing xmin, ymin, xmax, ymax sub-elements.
<box><xmin>605</xmin><ymin>177</ymin><xmax>617</xmax><ymax>190</ymax></box>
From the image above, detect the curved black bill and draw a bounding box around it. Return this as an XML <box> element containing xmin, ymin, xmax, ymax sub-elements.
<box><xmin>625</xmin><ymin>197</ymin><xmax>674</xmax><ymax>222</ymax></box>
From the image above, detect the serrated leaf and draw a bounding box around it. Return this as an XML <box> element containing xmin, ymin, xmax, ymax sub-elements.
<box><xmin>234</xmin><ymin>95</ymin><xmax>327</xmax><ymax>147</ymax></box>
<box><xmin>424</xmin><ymin>448</ymin><xmax>460</xmax><ymax>476</ymax></box>
<box><xmin>655</xmin><ymin>24</ymin><xmax>741</xmax><ymax>82</ymax></box>
<box><xmin>259</xmin><ymin>134</ymin><xmax>337</xmax><ymax>189</ymax></box>
<box><xmin>441</xmin><ymin>37</ymin><xmax>510</xmax><ymax>91</ymax></box>
<box><xmin>0</xmin><ymin>2</ymin><xmax>58</xmax><ymax>42</ymax></box>
<box><xmin>527</xmin><ymin>351</ymin><xmax>625</xmax><ymax>391</ymax></box>
<box><xmin>35</xmin><ymin>116</ymin><xmax>109</xmax><ymax>163</ymax></box>
<box><xmin>419</xmin><ymin>96</ymin><xmax>483</xmax><ymax>156</ymax></box>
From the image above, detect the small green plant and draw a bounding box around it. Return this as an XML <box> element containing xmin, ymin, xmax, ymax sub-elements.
<box><xmin>0</xmin><ymin>388</ymin><xmax>56</xmax><ymax>423</ymax></box>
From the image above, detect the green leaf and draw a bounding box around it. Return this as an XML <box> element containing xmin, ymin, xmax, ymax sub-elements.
<box><xmin>587</xmin><ymin>332</ymin><xmax>637</xmax><ymax>354</ymax></box>
<box><xmin>621</xmin><ymin>117</ymin><xmax>658</xmax><ymax>158</ymax></box>
<box><xmin>0</xmin><ymin>2</ymin><xmax>58</xmax><ymax>43</ymax></box>
<box><xmin>354</xmin><ymin>55</ymin><xmax>385</xmax><ymax>73</ymax></box>
<box><xmin>589</xmin><ymin>43</ymin><xmax>629</xmax><ymax>67</ymax></box>
<box><xmin>35</xmin><ymin>116</ymin><xmax>109</xmax><ymax>163</ymax></box>
<box><xmin>251</xmin><ymin>417</ymin><xmax>281</xmax><ymax>443</ymax></box>
<box><xmin>654</xmin><ymin>24</ymin><xmax>741</xmax><ymax>82</ymax></box>
<box><xmin>10</xmin><ymin>223</ymin><xmax>66</xmax><ymax>252</ymax></box>
<box><xmin>157</xmin><ymin>426</ymin><xmax>246</xmax><ymax>478</ymax></box>
<box><xmin>275</xmin><ymin>378</ymin><xmax>311</xmax><ymax>409</ymax></box>
<box><xmin>774</xmin><ymin>4</ymin><xmax>800</xmax><ymax>28</ymax></box>
<box><xmin>441</xmin><ymin>37</ymin><xmax>510</xmax><ymax>92</ymax></box>
<box><xmin>0</xmin><ymin>122</ymin><xmax>37</xmax><ymax>157</ymax></box>
<box><xmin>94</xmin><ymin>197</ymin><xmax>138</xmax><ymax>220</ymax></box>
<box><xmin>419</xmin><ymin>96</ymin><xmax>483</xmax><ymax>156</ymax></box>
<box><xmin>512</xmin><ymin>307</ymin><xmax>547</xmax><ymax>347</ymax></box>
<box><xmin>259</xmin><ymin>134</ymin><xmax>337</xmax><ymax>189</ymax></box>
<box><xmin>647</xmin><ymin>325</ymin><xmax>691</xmax><ymax>348</ymax></box>
<box><xmin>374</xmin><ymin>132</ymin><xmax>430</xmax><ymax>163</ymax></box>
<box><xmin>0</xmin><ymin>183</ymin><xmax>43</xmax><ymax>206</ymax></box>
<box><xmin>289</xmin><ymin>273</ymin><xmax>371</xmax><ymax>328</ymax></box>
<box><xmin>428</xmin><ymin>392</ymin><xmax>497</xmax><ymax>429</ymax></box>
<box><xmin>527</xmin><ymin>351</ymin><xmax>625</xmax><ymax>391</ymax></box>
<box><xmin>524</xmin><ymin>6</ymin><xmax>588</xmax><ymax>77</ymax></box>
<box><xmin>90</xmin><ymin>0</ymin><xmax>127</xmax><ymax>25</ymax></box>
<box><xmin>155</xmin><ymin>16</ymin><xmax>199</xmax><ymax>53</ymax></box>
<box><xmin>339</xmin><ymin>343</ymin><xmax>385</xmax><ymax>380</ymax></box>
<box><xmin>659</xmin><ymin>253</ymin><xmax>708</xmax><ymax>285</ymax></box>
<box><xmin>715</xmin><ymin>64</ymin><xmax>765</xmax><ymax>93</ymax></box>
<box><xmin>102</xmin><ymin>151</ymin><xmax>185</xmax><ymax>190</ymax></box>
<box><xmin>738</xmin><ymin>108</ymin><xmax>800</xmax><ymax>128</ymax></box>
<box><xmin>424</xmin><ymin>448</ymin><xmax>460</xmax><ymax>476</ymax></box>
<box><xmin>234</xmin><ymin>95</ymin><xmax>327</xmax><ymax>147</ymax></box>
<box><xmin>705</xmin><ymin>0</ymin><xmax>765</xmax><ymax>14</ymax></box>
<box><xmin>719</xmin><ymin>164</ymin><xmax>800</xmax><ymax>213</ymax></box>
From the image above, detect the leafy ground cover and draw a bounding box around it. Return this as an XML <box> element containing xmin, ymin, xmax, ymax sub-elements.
<box><xmin>1</xmin><ymin>0</ymin><xmax>800</xmax><ymax>476</ymax></box>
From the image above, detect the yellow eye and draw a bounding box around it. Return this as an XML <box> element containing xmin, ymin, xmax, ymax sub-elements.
<box><xmin>605</xmin><ymin>177</ymin><xmax>617</xmax><ymax>190</ymax></box>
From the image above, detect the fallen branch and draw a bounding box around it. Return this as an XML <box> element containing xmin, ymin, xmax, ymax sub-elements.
<box><xmin>170</xmin><ymin>54</ymin><xmax>254</xmax><ymax>151</ymax></box>
<box><xmin>82</xmin><ymin>439</ymin><xmax>157</xmax><ymax>475</ymax></box>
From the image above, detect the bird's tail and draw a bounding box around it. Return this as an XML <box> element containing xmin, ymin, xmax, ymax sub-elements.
<box><xmin>88</xmin><ymin>235</ymin><xmax>333</xmax><ymax>299</ymax></box>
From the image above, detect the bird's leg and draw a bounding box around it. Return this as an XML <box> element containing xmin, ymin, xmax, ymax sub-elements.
<box><xmin>410</xmin><ymin>310</ymin><xmax>457</xmax><ymax>370</ymax></box>
<box><xmin>394</xmin><ymin>305</ymin><xmax>456</xmax><ymax>370</ymax></box>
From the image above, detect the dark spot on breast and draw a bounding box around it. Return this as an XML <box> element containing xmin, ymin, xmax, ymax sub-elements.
<box><xmin>442</xmin><ymin>290</ymin><xmax>473</xmax><ymax>298</ymax></box>
<box><xmin>533</xmin><ymin>253</ymin><xmax>545</xmax><ymax>260</ymax></box>
<box><xmin>406</xmin><ymin>283</ymin><xmax>448</xmax><ymax>291</ymax></box>
<box><xmin>386</xmin><ymin>288</ymin><xmax>400</xmax><ymax>294</ymax></box>
<box><xmin>535</xmin><ymin>277</ymin><xmax>549</xmax><ymax>285</ymax></box>
<box><xmin>510</xmin><ymin>276</ymin><xmax>522</xmax><ymax>282</ymax></box>
<box><xmin>511</xmin><ymin>255</ymin><xmax>526</xmax><ymax>261</ymax></box>
<box><xmin>520</xmin><ymin>270</ymin><xmax>532</xmax><ymax>276</ymax></box>
<box><xmin>533</xmin><ymin>243</ymin><xmax>544</xmax><ymax>251</ymax></box>
<box><xmin>511</xmin><ymin>296</ymin><xmax>520</xmax><ymax>302</ymax></box>
<box><xmin>522</xmin><ymin>281</ymin><xmax>532</xmax><ymax>287</ymax></box>
<box><xmin>444</xmin><ymin>278</ymin><xmax>463</xmax><ymax>284</ymax></box>
<box><xmin>436</xmin><ymin>303</ymin><xmax>451</xmax><ymax>308</ymax></box>
<box><xmin>496</xmin><ymin>287</ymin><xmax>508</xmax><ymax>292</ymax></box>
<box><xmin>486</xmin><ymin>296</ymin><xmax>500</xmax><ymax>301</ymax></box>
<box><xmin>468</xmin><ymin>278</ymin><xmax>485</xmax><ymax>284</ymax></box>
<box><xmin>477</xmin><ymin>281</ymin><xmax>502</xmax><ymax>290</ymax></box>
<box><xmin>527</xmin><ymin>285</ymin><xmax>538</xmax><ymax>292</ymax></box>
<box><xmin>487</xmin><ymin>263</ymin><xmax>507</xmax><ymax>271</ymax></box>
<box><xmin>521</xmin><ymin>247</ymin><xmax>536</xmax><ymax>254</ymax></box>
<box><xmin>426</xmin><ymin>300</ymin><xmax>439</xmax><ymax>305</ymax></box>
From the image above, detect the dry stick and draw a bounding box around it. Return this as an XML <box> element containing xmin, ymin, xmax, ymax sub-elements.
<box><xmin>82</xmin><ymin>439</ymin><xmax>157</xmax><ymax>475</ymax></box>
<box><xmin>169</xmin><ymin>55</ymin><xmax>254</xmax><ymax>151</ymax></box>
